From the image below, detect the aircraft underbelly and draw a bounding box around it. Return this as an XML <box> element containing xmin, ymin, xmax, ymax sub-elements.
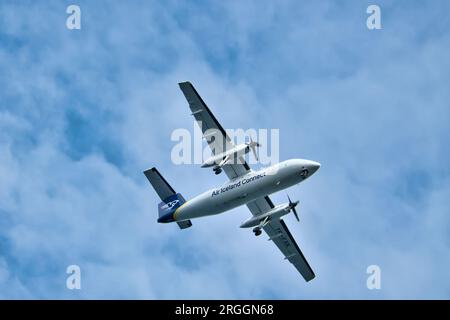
<box><xmin>177</xmin><ymin>169</ymin><xmax>301</xmax><ymax>221</ymax></box>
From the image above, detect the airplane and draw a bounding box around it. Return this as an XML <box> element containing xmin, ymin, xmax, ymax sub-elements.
<box><xmin>144</xmin><ymin>82</ymin><xmax>320</xmax><ymax>282</ymax></box>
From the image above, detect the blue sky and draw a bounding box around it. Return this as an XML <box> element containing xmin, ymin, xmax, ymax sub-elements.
<box><xmin>1</xmin><ymin>0</ymin><xmax>450</xmax><ymax>299</ymax></box>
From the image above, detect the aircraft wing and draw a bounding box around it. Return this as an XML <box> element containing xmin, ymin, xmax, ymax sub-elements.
<box><xmin>247</xmin><ymin>196</ymin><xmax>316</xmax><ymax>282</ymax></box>
<box><xmin>178</xmin><ymin>82</ymin><xmax>251</xmax><ymax>180</ymax></box>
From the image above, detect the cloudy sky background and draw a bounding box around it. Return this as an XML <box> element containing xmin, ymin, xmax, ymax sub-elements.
<box><xmin>1</xmin><ymin>0</ymin><xmax>449</xmax><ymax>299</ymax></box>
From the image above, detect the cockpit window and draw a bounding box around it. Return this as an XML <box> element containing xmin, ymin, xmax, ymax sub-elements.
<box><xmin>300</xmin><ymin>169</ymin><xmax>309</xmax><ymax>177</ymax></box>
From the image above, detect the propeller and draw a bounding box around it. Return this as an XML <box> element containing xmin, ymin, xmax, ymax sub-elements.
<box><xmin>287</xmin><ymin>195</ymin><xmax>300</xmax><ymax>222</ymax></box>
<box><xmin>247</xmin><ymin>137</ymin><xmax>261</xmax><ymax>161</ymax></box>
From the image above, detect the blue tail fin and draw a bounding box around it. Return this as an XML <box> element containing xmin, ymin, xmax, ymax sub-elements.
<box><xmin>157</xmin><ymin>193</ymin><xmax>185</xmax><ymax>223</ymax></box>
<box><xmin>143</xmin><ymin>167</ymin><xmax>192</xmax><ymax>228</ymax></box>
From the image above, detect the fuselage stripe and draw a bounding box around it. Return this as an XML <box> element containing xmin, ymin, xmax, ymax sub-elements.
<box><xmin>173</xmin><ymin>201</ymin><xmax>188</xmax><ymax>220</ymax></box>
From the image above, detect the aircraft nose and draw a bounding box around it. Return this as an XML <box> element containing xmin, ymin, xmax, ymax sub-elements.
<box><xmin>298</xmin><ymin>160</ymin><xmax>320</xmax><ymax>178</ymax></box>
<box><xmin>303</xmin><ymin>160</ymin><xmax>320</xmax><ymax>176</ymax></box>
<box><xmin>309</xmin><ymin>161</ymin><xmax>321</xmax><ymax>174</ymax></box>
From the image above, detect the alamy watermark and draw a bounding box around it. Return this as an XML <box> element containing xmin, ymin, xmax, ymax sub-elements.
<box><xmin>366</xmin><ymin>264</ymin><xmax>381</xmax><ymax>290</ymax></box>
<box><xmin>66</xmin><ymin>5</ymin><xmax>81</xmax><ymax>30</ymax></box>
<box><xmin>66</xmin><ymin>264</ymin><xmax>81</xmax><ymax>290</ymax></box>
<box><xmin>366</xmin><ymin>5</ymin><xmax>382</xmax><ymax>30</ymax></box>
<box><xmin>170</xmin><ymin>121</ymin><xmax>280</xmax><ymax>168</ymax></box>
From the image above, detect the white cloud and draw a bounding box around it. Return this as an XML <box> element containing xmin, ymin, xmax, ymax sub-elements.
<box><xmin>1</xmin><ymin>0</ymin><xmax>450</xmax><ymax>299</ymax></box>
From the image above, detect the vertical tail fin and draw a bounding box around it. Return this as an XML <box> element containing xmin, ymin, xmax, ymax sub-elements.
<box><xmin>144</xmin><ymin>167</ymin><xmax>176</xmax><ymax>201</ymax></box>
<box><xmin>143</xmin><ymin>167</ymin><xmax>192</xmax><ymax>229</ymax></box>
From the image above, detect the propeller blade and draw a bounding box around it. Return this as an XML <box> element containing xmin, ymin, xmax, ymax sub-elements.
<box><xmin>249</xmin><ymin>137</ymin><xmax>259</xmax><ymax>161</ymax></box>
<box><xmin>292</xmin><ymin>206</ymin><xmax>299</xmax><ymax>222</ymax></box>
<box><xmin>287</xmin><ymin>195</ymin><xmax>300</xmax><ymax>222</ymax></box>
<box><xmin>251</xmin><ymin>145</ymin><xmax>259</xmax><ymax>161</ymax></box>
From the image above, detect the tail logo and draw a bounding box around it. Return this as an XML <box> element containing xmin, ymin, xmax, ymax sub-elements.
<box><xmin>161</xmin><ymin>199</ymin><xmax>180</xmax><ymax>210</ymax></box>
<box><xmin>157</xmin><ymin>193</ymin><xmax>185</xmax><ymax>223</ymax></box>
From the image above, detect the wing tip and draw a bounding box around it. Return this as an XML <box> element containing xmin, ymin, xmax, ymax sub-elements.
<box><xmin>178</xmin><ymin>81</ymin><xmax>192</xmax><ymax>88</ymax></box>
<box><xmin>305</xmin><ymin>273</ymin><xmax>316</xmax><ymax>282</ymax></box>
<box><xmin>143</xmin><ymin>167</ymin><xmax>156</xmax><ymax>174</ymax></box>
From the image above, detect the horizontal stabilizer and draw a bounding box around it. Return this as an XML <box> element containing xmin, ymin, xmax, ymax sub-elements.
<box><xmin>177</xmin><ymin>220</ymin><xmax>193</xmax><ymax>229</ymax></box>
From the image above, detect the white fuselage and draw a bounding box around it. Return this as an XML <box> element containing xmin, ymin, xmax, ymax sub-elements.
<box><xmin>173</xmin><ymin>159</ymin><xmax>320</xmax><ymax>221</ymax></box>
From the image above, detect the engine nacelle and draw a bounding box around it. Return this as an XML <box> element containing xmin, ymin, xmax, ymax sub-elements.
<box><xmin>201</xmin><ymin>144</ymin><xmax>249</xmax><ymax>168</ymax></box>
<box><xmin>240</xmin><ymin>203</ymin><xmax>292</xmax><ymax>228</ymax></box>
